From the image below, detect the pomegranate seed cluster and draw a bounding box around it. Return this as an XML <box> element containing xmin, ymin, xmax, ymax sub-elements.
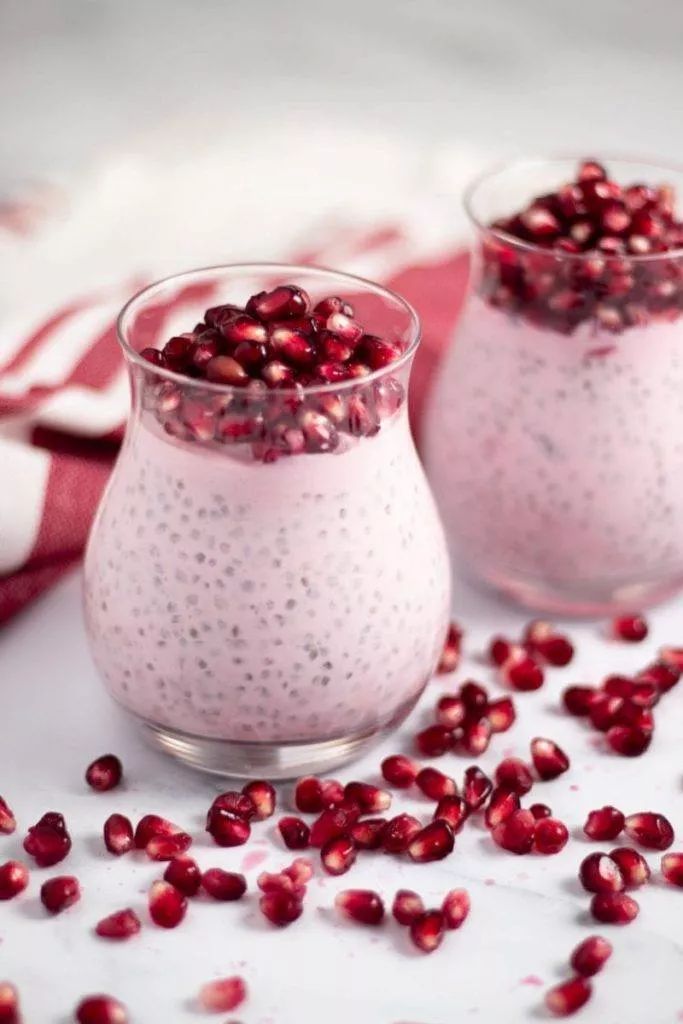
<box><xmin>138</xmin><ymin>285</ymin><xmax>407</xmax><ymax>462</ymax></box>
<box><xmin>482</xmin><ymin>159</ymin><xmax>683</xmax><ymax>334</ymax></box>
<box><xmin>2</xmin><ymin>619</ymin><xmax>683</xmax><ymax>1018</ymax></box>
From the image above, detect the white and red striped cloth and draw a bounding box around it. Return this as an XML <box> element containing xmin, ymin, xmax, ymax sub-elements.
<box><xmin>0</xmin><ymin>136</ymin><xmax>480</xmax><ymax>624</ymax></box>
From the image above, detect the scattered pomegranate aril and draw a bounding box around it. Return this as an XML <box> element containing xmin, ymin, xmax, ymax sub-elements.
<box><xmin>241</xmin><ymin>779</ymin><xmax>276</xmax><ymax>820</ymax></box>
<box><xmin>283</xmin><ymin>857</ymin><xmax>314</xmax><ymax>887</ymax></box>
<box><xmin>164</xmin><ymin>855</ymin><xmax>201</xmax><ymax>897</ymax></box>
<box><xmin>148</xmin><ymin>880</ymin><xmax>187</xmax><ymax>928</ymax></box>
<box><xmin>435</xmin><ymin>694</ymin><xmax>466</xmax><ymax>730</ymax></box>
<box><xmin>529</xmin><ymin>803</ymin><xmax>552</xmax><ymax>820</ymax></box>
<box><xmin>624</xmin><ymin>812</ymin><xmax>674</xmax><ymax>850</ymax></box>
<box><xmin>206</xmin><ymin>809</ymin><xmax>251</xmax><ymax>847</ymax></box>
<box><xmin>492</xmin><ymin>809</ymin><xmax>536</xmax><ymax>855</ymax></box>
<box><xmin>660</xmin><ymin>646</ymin><xmax>683</xmax><ymax>671</ymax></box>
<box><xmin>134</xmin><ymin>814</ymin><xmax>183</xmax><ymax>849</ymax></box>
<box><xmin>436</xmin><ymin>622</ymin><xmax>462</xmax><ymax>673</ymax></box>
<box><xmin>661</xmin><ymin>852</ymin><xmax>683</xmax><ymax>886</ymax></box>
<box><xmin>146</xmin><ymin>831</ymin><xmax>193</xmax><ymax>861</ymax></box>
<box><xmin>344</xmin><ymin>781</ymin><xmax>391</xmax><ymax>814</ymax></box>
<box><xmin>40</xmin><ymin>875</ymin><xmax>80</xmax><ymax>914</ymax></box>
<box><xmin>95</xmin><ymin>908</ymin><xmax>141</xmax><ymax>940</ymax></box>
<box><xmin>590</xmin><ymin>891</ymin><xmax>639</xmax><ymax>924</ymax></box>
<box><xmin>545</xmin><ymin>976</ymin><xmax>592</xmax><ymax>1017</ymax></box>
<box><xmin>319</xmin><ymin>779</ymin><xmax>345</xmax><ymax>808</ymax></box>
<box><xmin>0</xmin><ymin>797</ymin><xmax>16</xmax><ymax>835</ymax></box>
<box><xmin>501</xmin><ymin>650</ymin><xmax>544</xmax><ymax>691</ymax></box>
<box><xmin>579</xmin><ymin>853</ymin><xmax>625</xmax><ymax>894</ymax></box>
<box><xmin>350</xmin><ymin>818</ymin><xmax>387</xmax><ymax>850</ymax></box>
<box><xmin>442</xmin><ymin>888</ymin><xmax>470</xmax><ymax>930</ymax></box>
<box><xmin>335</xmin><ymin>888</ymin><xmax>385</xmax><ymax>926</ymax></box>
<box><xmin>0</xmin><ymin>983</ymin><xmax>19</xmax><ymax>1024</ymax></box>
<box><xmin>309</xmin><ymin>806</ymin><xmax>359</xmax><ymax>848</ymax></box>
<box><xmin>201</xmin><ymin>868</ymin><xmax>247</xmax><ymax>902</ymax></box>
<box><xmin>85</xmin><ymin>754</ymin><xmax>122</xmax><ymax>792</ymax></box>
<box><xmin>415</xmin><ymin>724</ymin><xmax>454</xmax><ymax>757</ymax></box>
<box><xmin>433</xmin><ymin>795</ymin><xmax>468</xmax><ymax>834</ymax></box>
<box><xmin>609</xmin><ymin>847</ymin><xmax>650</xmax><ymax>888</ymax></box>
<box><xmin>485</xmin><ymin>787</ymin><xmax>520</xmax><ymax>829</ymax></box>
<box><xmin>410</xmin><ymin>910</ymin><xmax>445</xmax><ymax>953</ymax></box>
<box><xmin>461</xmin><ymin>717</ymin><xmax>492</xmax><ymax>756</ymax></box>
<box><xmin>408</xmin><ymin>820</ymin><xmax>455</xmax><ymax>863</ymax></box>
<box><xmin>208</xmin><ymin>791</ymin><xmax>256</xmax><ymax>821</ymax></box>
<box><xmin>23</xmin><ymin>815</ymin><xmax>71</xmax><ymax>867</ymax></box>
<box><xmin>563</xmin><ymin>685</ymin><xmax>596</xmax><ymax>716</ymax></box>
<box><xmin>392</xmin><ymin>889</ymin><xmax>425</xmax><ymax>926</ymax></box>
<box><xmin>584</xmin><ymin>806</ymin><xmax>625</xmax><ymax>841</ymax></box>
<box><xmin>278</xmin><ymin>816</ymin><xmax>310</xmax><ymax>850</ymax></box>
<box><xmin>381</xmin><ymin>754</ymin><xmax>420</xmax><ymax>789</ymax></box>
<box><xmin>570</xmin><ymin>934</ymin><xmax>613</xmax><ymax>977</ymax></box>
<box><xmin>416</xmin><ymin>767</ymin><xmax>457</xmax><ymax>802</ymax></box>
<box><xmin>530</xmin><ymin>737</ymin><xmax>570</xmax><ymax>780</ymax></box>
<box><xmin>611</xmin><ymin>614</ymin><xmax>648</xmax><ymax>642</ymax></box>
<box><xmin>198</xmin><ymin>976</ymin><xmax>247</xmax><ymax>1013</ymax></box>
<box><xmin>495</xmin><ymin>757</ymin><xmax>534</xmax><ymax>795</ymax></box>
<box><xmin>103</xmin><ymin>814</ymin><xmax>134</xmax><ymax>855</ymax></box>
<box><xmin>606</xmin><ymin>723</ymin><xmax>652</xmax><ymax>757</ymax></box>
<box><xmin>638</xmin><ymin>660</ymin><xmax>680</xmax><ymax>693</ymax></box>
<box><xmin>460</xmin><ymin>680</ymin><xmax>489</xmax><ymax>717</ymax></box>
<box><xmin>487</xmin><ymin>696</ymin><xmax>516</xmax><ymax>733</ymax></box>
<box><xmin>488</xmin><ymin>636</ymin><xmax>513</xmax><ymax>666</ymax></box>
<box><xmin>534</xmin><ymin>817</ymin><xmax>569</xmax><ymax>855</ymax></box>
<box><xmin>463</xmin><ymin>766</ymin><xmax>493</xmax><ymax>810</ymax></box>
<box><xmin>536</xmin><ymin>635</ymin><xmax>575</xmax><ymax>667</ymax></box>
<box><xmin>321</xmin><ymin>836</ymin><xmax>356</xmax><ymax>876</ymax></box>
<box><xmin>0</xmin><ymin>861</ymin><xmax>29</xmax><ymax>900</ymax></box>
<box><xmin>294</xmin><ymin>776</ymin><xmax>325</xmax><ymax>813</ymax></box>
<box><xmin>248</xmin><ymin>284</ymin><xmax>310</xmax><ymax>322</ymax></box>
<box><xmin>382</xmin><ymin>814</ymin><xmax>422</xmax><ymax>854</ymax></box>
<box><xmin>589</xmin><ymin>693</ymin><xmax>625</xmax><ymax>732</ymax></box>
<box><xmin>75</xmin><ymin>995</ymin><xmax>128</xmax><ymax>1024</ymax></box>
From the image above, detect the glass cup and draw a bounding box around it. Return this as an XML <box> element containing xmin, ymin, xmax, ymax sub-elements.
<box><xmin>424</xmin><ymin>158</ymin><xmax>683</xmax><ymax>615</ymax></box>
<box><xmin>84</xmin><ymin>264</ymin><xmax>451</xmax><ymax>777</ymax></box>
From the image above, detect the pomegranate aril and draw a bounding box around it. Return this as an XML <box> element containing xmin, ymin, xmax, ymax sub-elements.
<box><xmin>344</xmin><ymin>781</ymin><xmax>391</xmax><ymax>814</ymax></box>
<box><xmin>209</xmin><ymin>791</ymin><xmax>256</xmax><ymax>821</ymax></box>
<box><xmin>335</xmin><ymin>888</ymin><xmax>384</xmax><ymax>926</ymax></box>
<box><xmin>0</xmin><ymin>797</ymin><xmax>16</xmax><ymax>835</ymax></box>
<box><xmin>545</xmin><ymin>976</ymin><xmax>592</xmax><ymax>1017</ymax></box>
<box><xmin>534</xmin><ymin>817</ymin><xmax>569</xmax><ymax>855</ymax></box>
<box><xmin>278</xmin><ymin>816</ymin><xmax>310</xmax><ymax>850</ymax></box>
<box><xmin>381</xmin><ymin>754</ymin><xmax>420</xmax><ymax>789</ymax></box>
<box><xmin>410</xmin><ymin>910</ymin><xmax>445</xmax><ymax>953</ymax></box>
<box><xmin>501</xmin><ymin>650</ymin><xmax>544</xmax><ymax>691</ymax></box>
<box><xmin>359</xmin><ymin>335</ymin><xmax>402</xmax><ymax>370</ymax></box>
<box><xmin>570</xmin><ymin>934</ymin><xmax>613</xmax><ymax>977</ymax></box>
<box><xmin>321</xmin><ymin>835</ymin><xmax>356</xmax><ymax>875</ymax></box>
<box><xmin>529</xmin><ymin>803</ymin><xmax>552</xmax><ymax>820</ymax></box>
<box><xmin>326</xmin><ymin>311</ymin><xmax>363</xmax><ymax>344</ymax></box>
<box><xmin>241</xmin><ymin>779</ymin><xmax>276</xmax><ymax>820</ymax></box>
<box><xmin>259</xmin><ymin>890</ymin><xmax>303</xmax><ymax>926</ymax></box>
<box><xmin>612</xmin><ymin>614</ymin><xmax>648</xmax><ymax>642</ymax></box>
<box><xmin>23</xmin><ymin>816</ymin><xmax>71</xmax><ymax>867</ymax></box>
<box><xmin>204</xmin><ymin>303</ymin><xmax>242</xmax><ymax>328</ymax></box>
<box><xmin>247</xmin><ymin>285</ymin><xmax>310</xmax><ymax>321</ymax></box>
<box><xmin>492</xmin><ymin>809</ymin><xmax>535</xmax><ymax>855</ymax></box>
<box><xmin>262</xmin><ymin>359</ymin><xmax>296</xmax><ymax>388</ymax></box>
<box><xmin>495</xmin><ymin>757</ymin><xmax>534</xmax><ymax>795</ymax></box>
<box><xmin>415</xmin><ymin>724</ymin><xmax>454</xmax><ymax>757</ymax></box>
<box><xmin>578</xmin><ymin>159</ymin><xmax>607</xmax><ymax>182</ymax></box>
<box><xmin>461</xmin><ymin>717</ymin><xmax>492</xmax><ymax>756</ymax></box>
<box><xmin>221</xmin><ymin>314</ymin><xmax>267</xmax><ymax>346</ymax></box>
<box><xmin>309</xmin><ymin>806</ymin><xmax>359</xmax><ymax>848</ymax></box>
<box><xmin>201</xmin><ymin>868</ymin><xmax>247</xmax><ymax>902</ymax></box>
<box><xmin>408</xmin><ymin>820</ymin><xmax>455</xmax><ymax>863</ymax></box>
<box><xmin>205</xmin><ymin>354</ymin><xmax>249</xmax><ymax>386</ymax></box>
<box><xmin>584</xmin><ymin>806</ymin><xmax>624</xmax><ymax>841</ymax></box>
<box><xmin>563</xmin><ymin>685</ymin><xmax>596</xmax><ymax>716</ymax></box>
<box><xmin>436</xmin><ymin>694</ymin><xmax>466</xmax><ymax>730</ymax></box>
<box><xmin>294</xmin><ymin>776</ymin><xmax>325</xmax><ymax>812</ymax></box>
<box><xmin>75</xmin><ymin>995</ymin><xmax>128</xmax><ymax>1024</ymax></box>
<box><xmin>85</xmin><ymin>754</ymin><xmax>122</xmax><ymax>792</ymax></box>
<box><xmin>488</xmin><ymin>635</ymin><xmax>513</xmax><ymax>666</ymax></box>
<box><xmin>350</xmin><ymin>817</ymin><xmax>387</xmax><ymax>850</ymax></box>
<box><xmin>163</xmin><ymin>335</ymin><xmax>194</xmax><ymax>370</ymax></box>
<box><xmin>487</xmin><ymin>696</ymin><xmax>516</xmax><ymax>733</ymax></box>
<box><xmin>485</xmin><ymin>787</ymin><xmax>520</xmax><ymax>829</ymax></box>
<box><xmin>589</xmin><ymin>693</ymin><xmax>624</xmax><ymax>732</ymax></box>
<box><xmin>382</xmin><ymin>813</ymin><xmax>421</xmax><ymax>854</ymax></box>
<box><xmin>416</xmin><ymin>767</ymin><xmax>457</xmax><ymax>802</ymax></box>
<box><xmin>659</xmin><ymin>646</ymin><xmax>683</xmax><ymax>671</ymax></box>
<box><xmin>624</xmin><ymin>812</ymin><xmax>674</xmax><ymax>850</ymax></box>
<box><xmin>319</xmin><ymin>779</ymin><xmax>345</xmax><ymax>808</ymax></box>
<box><xmin>638</xmin><ymin>660</ymin><xmax>680</xmax><ymax>693</ymax></box>
<box><xmin>437</xmin><ymin>622</ymin><xmax>462</xmax><ymax>673</ymax></box>
<box><xmin>590</xmin><ymin>891</ymin><xmax>639</xmax><ymax>924</ymax></box>
<box><xmin>579</xmin><ymin>852</ymin><xmax>624</xmax><ymax>894</ymax></box>
<box><xmin>463</xmin><ymin>766</ymin><xmax>493</xmax><ymax>810</ymax></box>
<box><xmin>134</xmin><ymin>814</ymin><xmax>183</xmax><ymax>849</ymax></box>
<box><xmin>198</xmin><ymin>976</ymin><xmax>247</xmax><ymax>1013</ymax></box>
<box><xmin>314</xmin><ymin>295</ymin><xmax>354</xmax><ymax>319</ymax></box>
<box><xmin>95</xmin><ymin>908</ymin><xmax>141</xmax><ymax>940</ymax></box>
<box><xmin>661</xmin><ymin>852</ymin><xmax>683</xmax><ymax>887</ymax></box>
<box><xmin>103</xmin><ymin>814</ymin><xmax>134</xmax><ymax>856</ymax></box>
<box><xmin>442</xmin><ymin>888</ymin><xmax>470</xmax><ymax>929</ymax></box>
<box><xmin>146</xmin><ymin>831</ymin><xmax>192</xmax><ymax>861</ymax></box>
<box><xmin>283</xmin><ymin>857</ymin><xmax>314</xmax><ymax>886</ymax></box>
<box><xmin>0</xmin><ymin>861</ymin><xmax>29</xmax><ymax>900</ymax></box>
<box><xmin>530</xmin><ymin>737</ymin><xmax>570</xmax><ymax>780</ymax></box>
<box><xmin>606</xmin><ymin>724</ymin><xmax>652</xmax><ymax>757</ymax></box>
<box><xmin>609</xmin><ymin>847</ymin><xmax>650</xmax><ymax>888</ymax></box>
<box><xmin>270</xmin><ymin>325</ymin><xmax>316</xmax><ymax>367</ymax></box>
<box><xmin>40</xmin><ymin>875</ymin><xmax>80</xmax><ymax>914</ymax></box>
<box><xmin>206</xmin><ymin>809</ymin><xmax>251</xmax><ymax>847</ymax></box>
<box><xmin>148</xmin><ymin>880</ymin><xmax>187</xmax><ymax>928</ymax></box>
<box><xmin>535</xmin><ymin>635</ymin><xmax>574</xmax><ymax>667</ymax></box>
<box><xmin>433</xmin><ymin>795</ymin><xmax>468</xmax><ymax>834</ymax></box>
<box><xmin>0</xmin><ymin>983</ymin><xmax>19</xmax><ymax>1024</ymax></box>
<box><xmin>164</xmin><ymin>855</ymin><xmax>201</xmax><ymax>897</ymax></box>
<box><xmin>461</xmin><ymin>681</ymin><xmax>489</xmax><ymax>718</ymax></box>
<box><xmin>392</xmin><ymin>889</ymin><xmax>425</xmax><ymax>926</ymax></box>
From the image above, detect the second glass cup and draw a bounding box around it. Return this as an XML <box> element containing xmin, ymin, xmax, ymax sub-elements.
<box><xmin>84</xmin><ymin>264</ymin><xmax>451</xmax><ymax>777</ymax></box>
<box><xmin>424</xmin><ymin>157</ymin><xmax>683</xmax><ymax>615</ymax></box>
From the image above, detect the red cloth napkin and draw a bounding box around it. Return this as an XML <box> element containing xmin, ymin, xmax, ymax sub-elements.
<box><xmin>0</xmin><ymin>234</ymin><xmax>469</xmax><ymax>626</ymax></box>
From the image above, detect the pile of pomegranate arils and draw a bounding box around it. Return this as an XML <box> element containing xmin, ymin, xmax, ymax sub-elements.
<box><xmin>2</xmin><ymin>615</ymin><xmax>683</xmax><ymax>1021</ymax></box>
<box><xmin>482</xmin><ymin>159</ymin><xmax>683</xmax><ymax>334</ymax></box>
<box><xmin>139</xmin><ymin>286</ymin><xmax>406</xmax><ymax>461</ymax></box>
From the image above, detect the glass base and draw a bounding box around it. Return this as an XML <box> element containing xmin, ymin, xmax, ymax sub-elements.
<box><xmin>478</xmin><ymin>565</ymin><xmax>683</xmax><ymax>617</ymax></box>
<box><xmin>134</xmin><ymin>694</ymin><xmax>421</xmax><ymax>779</ymax></box>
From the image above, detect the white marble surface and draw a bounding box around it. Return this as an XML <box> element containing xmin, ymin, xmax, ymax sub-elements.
<box><xmin>2</xmin><ymin>569</ymin><xmax>683</xmax><ymax>1023</ymax></box>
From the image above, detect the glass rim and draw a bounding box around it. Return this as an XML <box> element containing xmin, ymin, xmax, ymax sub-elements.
<box><xmin>463</xmin><ymin>154</ymin><xmax>683</xmax><ymax>263</ymax></box>
<box><xmin>117</xmin><ymin>261</ymin><xmax>421</xmax><ymax>397</ymax></box>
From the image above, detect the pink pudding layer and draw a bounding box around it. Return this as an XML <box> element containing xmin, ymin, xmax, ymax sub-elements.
<box><xmin>425</xmin><ymin>295</ymin><xmax>683</xmax><ymax>600</ymax></box>
<box><xmin>84</xmin><ymin>407</ymin><xmax>450</xmax><ymax>743</ymax></box>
